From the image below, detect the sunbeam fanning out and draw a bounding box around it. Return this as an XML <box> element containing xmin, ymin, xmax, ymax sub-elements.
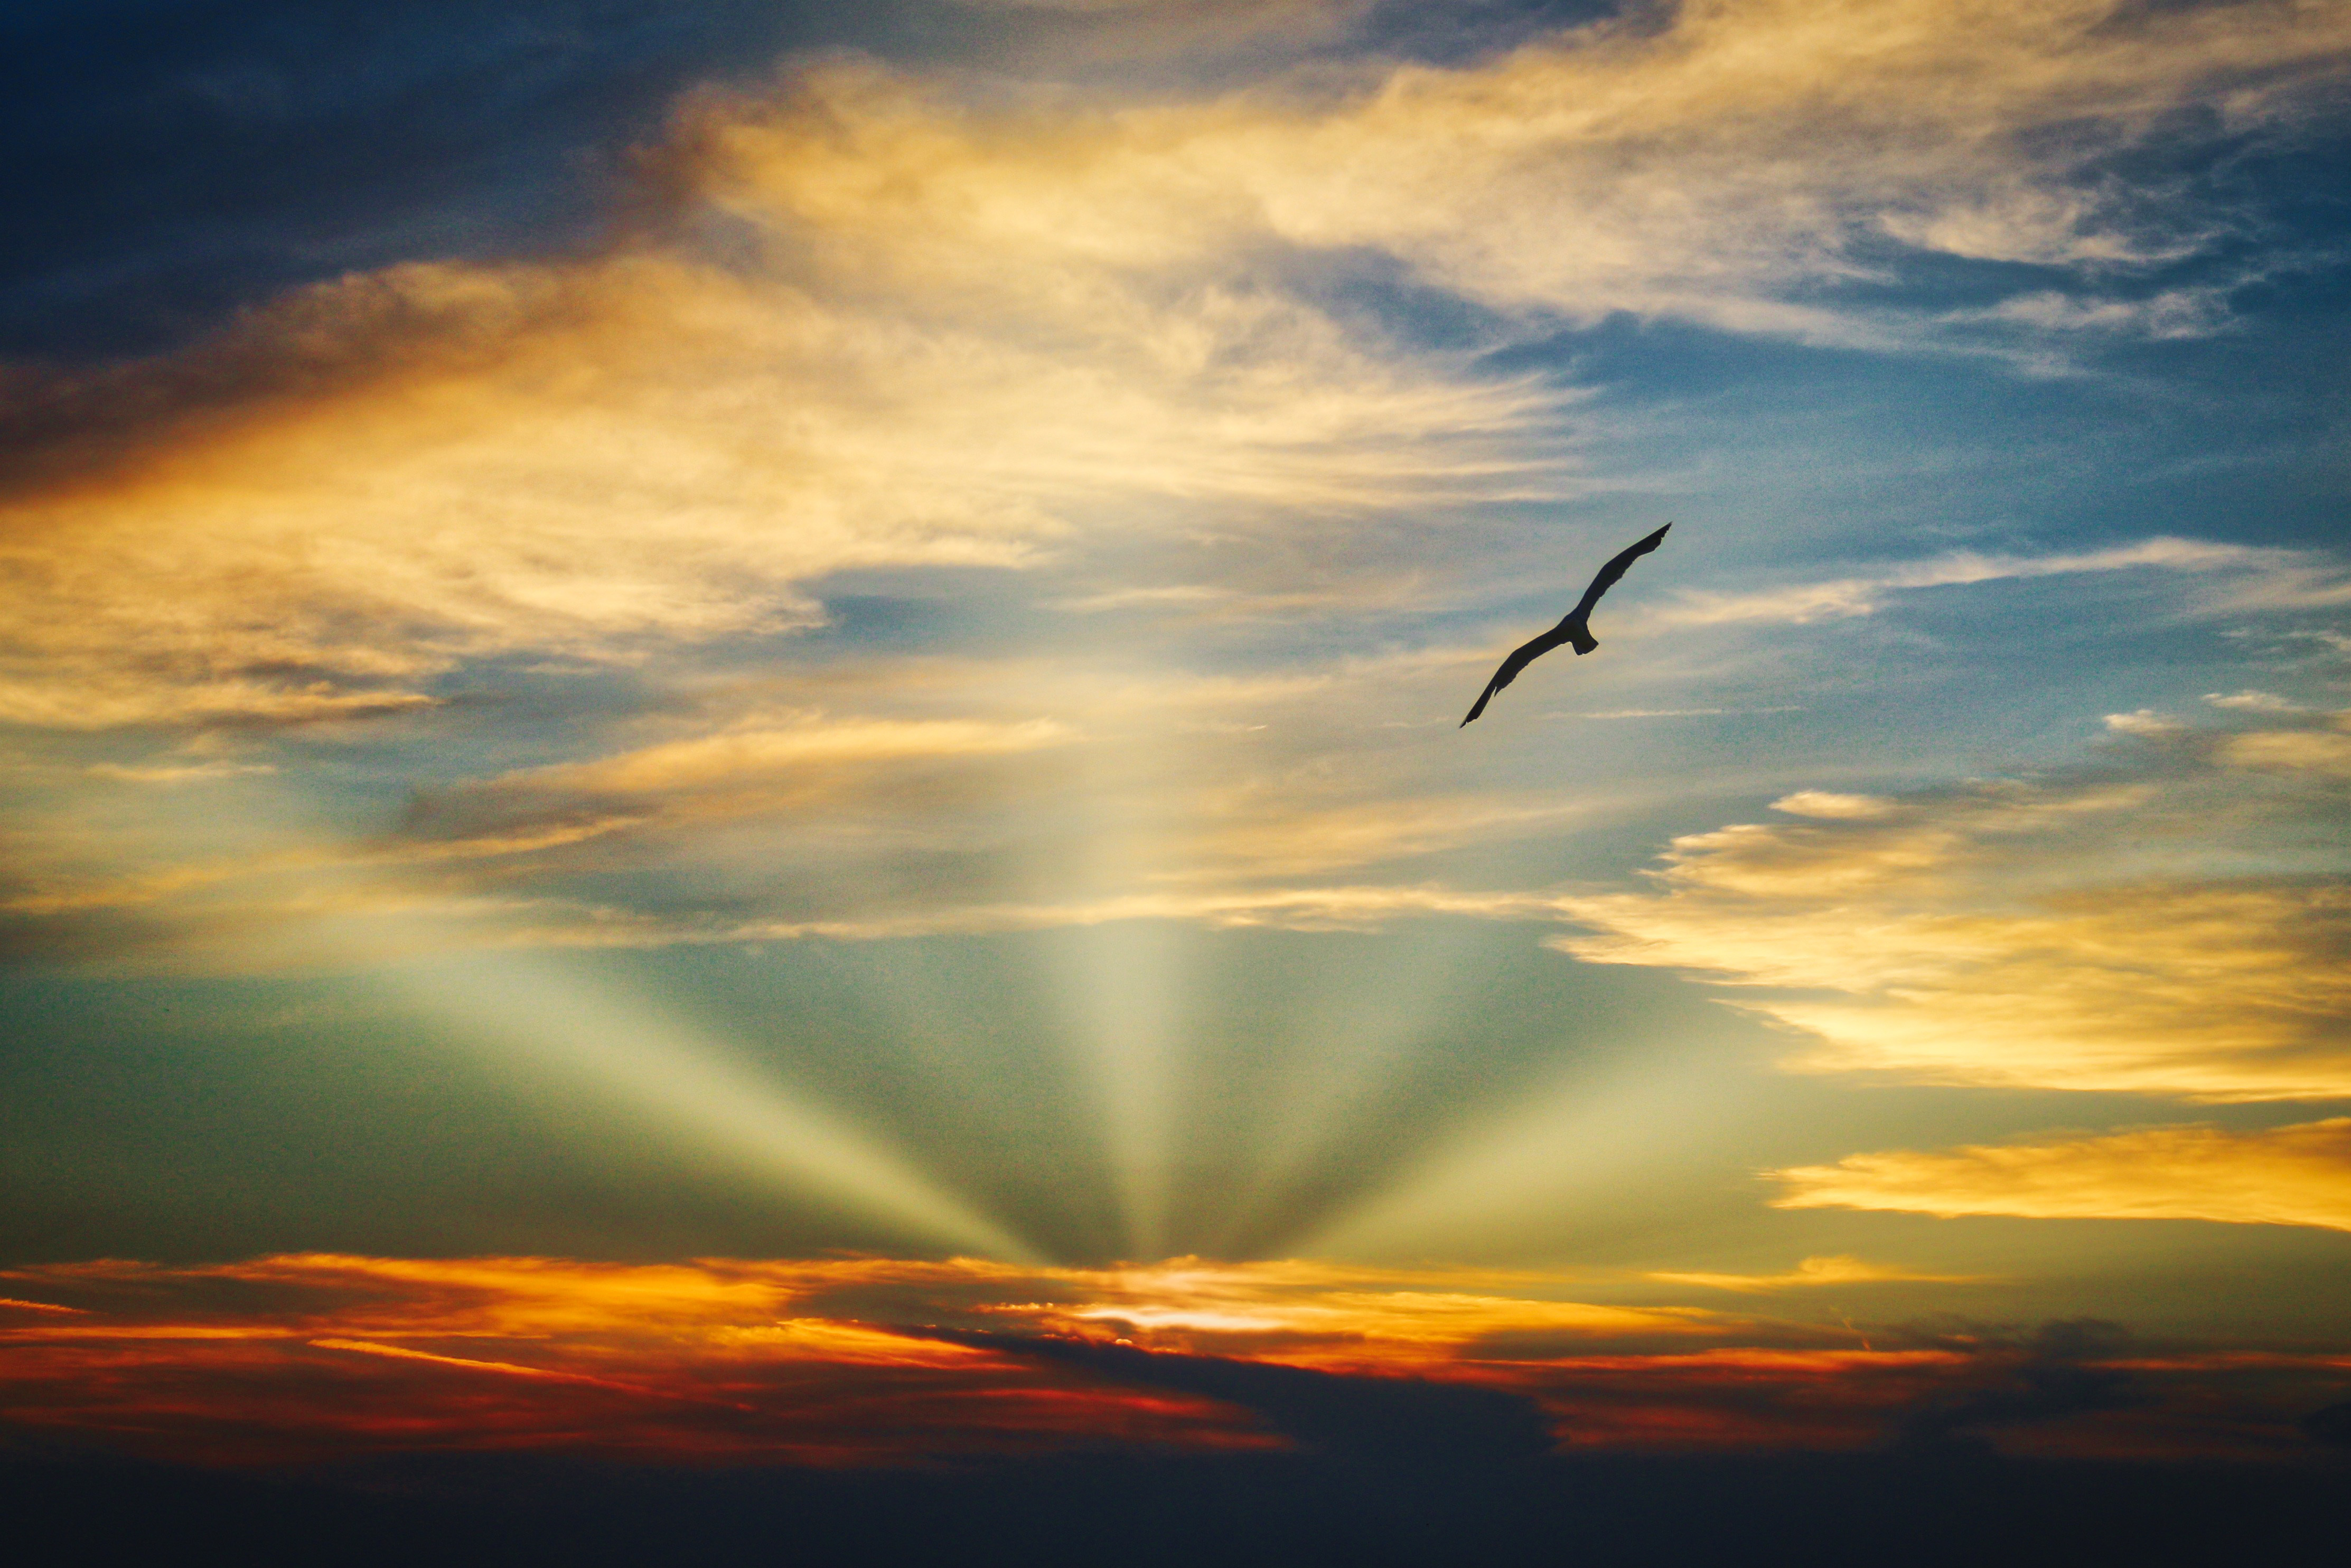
<box><xmin>374</xmin><ymin>953</ymin><xmax>1045</xmax><ymax>1262</ymax></box>
<box><xmin>1050</xmin><ymin>920</ymin><xmax>1187</xmax><ymax>1260</ymax></box>
<box><xmin>5</xmin><ymin>1</ymin><xmax>2351</xmax><ymax>1554</ymax></box>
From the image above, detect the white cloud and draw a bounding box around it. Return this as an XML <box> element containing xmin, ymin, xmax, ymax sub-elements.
<box><xmin>2204</xmin><ymin>690</ymin><xmax>2303</xmax><ymax>712</ymax></box>
<box><xmin>2103</xmin><ymin>709</ymin><xmax>2183</xmax><ymax>736</ymax></box>
<box><xmin>1647</xmin><ymin>537</ymin><xmax>2271</xmax><ymax>632</ymax></box>
<box><xmin>1770</xmin><ymin>791</ymin><xmax>1895</xmax><ymax>820</ymax></box>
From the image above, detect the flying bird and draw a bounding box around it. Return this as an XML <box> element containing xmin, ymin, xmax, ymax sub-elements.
<box><xmin>1460</xmin><ymin>523</ymin><xmax>1671</xmax><ymax>727</ymax></box>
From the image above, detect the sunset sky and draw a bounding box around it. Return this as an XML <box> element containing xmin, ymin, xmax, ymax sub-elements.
<box><xmin>3</xmin><ymin>0</ymin><xmax>2349</xmax><ymax>1529</ymax></box>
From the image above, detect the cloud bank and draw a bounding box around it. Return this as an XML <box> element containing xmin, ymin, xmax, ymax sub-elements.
<box><xmin>5</xmin><ymin>1251</ymin><xmax>2342</xmax><ymax>1467</ymax></box>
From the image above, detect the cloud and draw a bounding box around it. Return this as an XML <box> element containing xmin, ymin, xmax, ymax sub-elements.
<box><xmin>2225</xmin><ymin>712</ymin><xmax>2351</xmax><ymax>779</ymax></box>
<box><xmin>928</xmin><ymin>1329</ymin><xmax>1557</xmax><ymax>1459</ymax></box>
<box><xmin>2205</xmin><ymin>691</ymin><xmax>2304</xmax><ymax>713</ymax></box>
<box><xmin>4</xmin><ymin>1252</ymin><xmax>2338</xmax><ymax>1468</ymax></box>
<box><xmin>0</xmin><ymin>1252</ymin><xmax>1698</xmax><ymax>1466</ymax></box>
<box><xmin>511</xmin><ymin>715</ymin><xmax>1076</xmax><ymax>796</ymax></box>
<box><xmin>0</xmin><ymin>1254</ymin><xmax>1270</xmax><ymax>1466</ymax></box>
<box><xmin>3</xmin><ymin>4</ymin><xmax>2347</xmax><ymax>1012</ymax></box>
<box><xmin>1645</xmin><ymin>537</ymin><xmax>2278</xmax><ymax>631</ymax></box>
<box><xmin>1772</xmin><ymin>1120</ymin><xmax>2351</xmax><ymax>1231</ymax></box>
<box><xmin>2104</xmin><ymin>708</ymin><xmax>2185</xmax><ymax>736</ymax></box>
<box><xmin>1891</xmin><ymin>1318</ymin><xmax>2146</xmax><ymax>1453</ymax></box>
<box><xmin>1645</xmin><ymin>1255</ymin><xmax>1982</xmax><ymax>1294</ymax></box>
<box><xmin>1768</xmin><ymin>791</ymin><xmax>1895</xmax><ymax>820</ymax></box>
<box><xmin>1554</xmin><ymin>717</ymin><xmax>2351</xmax><ymax>1100</ymax></box>
<box><xmin>0</xmin><ymin>239</ymin><xmax>1559</xmax><ymax>731</ymax></box>
<box><xmin>1957</xmin><ymin>287</ymin><xmax>2235</xmax><ymax>339</ymax></box>
<box><xmin>702</xmin><ymin>0</ymin><xmax>2351</xmax><ymax>333</ymax></box>
<box><xmin>8</xmin><ymin>0</ymin><xmax>2344</xmax><ymax>734</ymax></box>
<box><xmin>307</xmin><ymin>1337</ymin><xmax>698</xmax><ymax>1400</ymax></box>
<box><xmin>991</xmin><ymin>1256</ymin><xmax>1711</xmax><ymax>1358</ymax></box>
<box><xmin>83</xmin><ymin>759</ymin><xmax>279</xmax><ymax>785</ymax></box>
<box><xmin>544</xmin><ymin>884</ymin><xmax>1582</xmax><ymax>948</ymax></box>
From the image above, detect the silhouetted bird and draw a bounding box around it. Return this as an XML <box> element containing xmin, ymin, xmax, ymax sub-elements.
<box><xmin>1460</xmin><ymin>523</ymin><xmax>1671</xmax><ymax>726</ymax></box>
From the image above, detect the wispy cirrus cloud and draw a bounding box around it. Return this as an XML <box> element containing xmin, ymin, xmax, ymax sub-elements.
<box><xmin>1638</xmin><ymin>537</ymin><xmax>2313</xmax><ymax>631</ymax></box>
<box><xmin>6</xmin><ymin>0</ymin><xmax>2346</xmax><ymax>737</ymax></box>
<box><xmin>1646</xmin><ymin>1255</ymin><xmax>1985</xmax><ymax>1294</ymax></box>
<box><xmin>703</xmin><ymin>0</ymin><xmax>2351</xmax><ymax>336</ymax></box>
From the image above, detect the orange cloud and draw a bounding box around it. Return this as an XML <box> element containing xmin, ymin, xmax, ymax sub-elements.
<box><xmin>961</xmin><ymin>1257</ymin><xmax>1715</xmax><ymax>1367</ymax></box>
<box><xmin>0</xmin><ymin>1254</ymin><xmax>1268</xmax><ymax>1465</ymax></box>
<box><xmin>2</xmin><ymin>1252</ymin><xmax>2341</xmax><ymax>1467</ymax></box>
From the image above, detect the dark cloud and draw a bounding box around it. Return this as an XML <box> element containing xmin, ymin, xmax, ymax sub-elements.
<box><xmin>2302</xmin><ymin>1398</ymin><xmax>2351</xmax><ymax>1448</ymax></box>
<box><xmin>1895</xmin><ymin>1319</ymin><xmax>2149</xmax><ymax>1454</ymax></box>
<box><xmin>923</xmin><ymin>1329</ymin><xmax>1556</xmax><ymax>1461</ymax></box>
<box><xmin>6</xmin><ymin>2</ymin><xmax>1634</xmax><ymax>367</ymax></box>
<box><xmin>0</xmin><ymin>1</ymin><xmax>890</xmax><ymax>362</ymax></box>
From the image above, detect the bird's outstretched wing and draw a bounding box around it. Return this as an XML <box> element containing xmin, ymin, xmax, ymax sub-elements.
<box><xmin>1567</xmin><ymin>522</ymin><xmax>1672</xmax><ymax>623</ymax></box>
<box><xmin>1459</xmin><ymin>627</ymin><xmax>1567</xmax><ymax>726</ymax></box>
<box><xmin>1459</xmin><ymin>523</ymin><xmax>1672</xmax><ymax>727</ymax></box>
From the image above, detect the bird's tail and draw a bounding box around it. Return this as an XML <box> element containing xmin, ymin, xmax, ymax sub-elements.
<box><xmin>1568</xmin><ymin>624</ymin><xmax>1598</xmax><ymax>656</ymax></box>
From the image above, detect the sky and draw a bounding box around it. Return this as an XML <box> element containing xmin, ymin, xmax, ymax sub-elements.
<box><xmin>3</xmin><ymin>0</ymin><xmax>2350</xmax><ymax>1532</ymax></box>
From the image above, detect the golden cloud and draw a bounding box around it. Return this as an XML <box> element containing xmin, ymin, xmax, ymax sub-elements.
<box><xmin>1772</xmin><ymin>1120</ymin><xmax>2351</xmax><ymax>1231</ymax></box>
<box><xmin>972</xmin><ymin>1255</ymin><xmax>1713</xmax><ymax>1361</ymax></box>
<box><xmin>0</xmin><ymin>240</ymin><xmax>1557</xmax><ymax>730</ymax></box>
<box><xmin>2226</xmin><ymin>712</ymin><xmax>2351</xmax><ymax>778</ymax></box>
<box><xmin>1645</xmin><ymin>1255</ymin><xmax>1984</xmax><ymax>1293</ymax></box>
<box><xmin>705</xmin><ymin>0</ymin><xmax>2351</xmax><ymax>332</ymax></box>
<box><xmin>6</xmin><ymin>0</ymin><xmax>2341</xmax><ymax>736</ymax></box>
<box><xmin>519</xmin><ymin>716</ymin><xmax>1076</xmax><ymax>795</ymax></box>
<box><xmin>1554</xmin><ymin>728</ymin><xmax>2351</xmax><ymax>1100</ymax></box>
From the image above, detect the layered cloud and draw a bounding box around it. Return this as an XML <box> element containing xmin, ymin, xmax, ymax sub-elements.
<box><xmin>1556</xmin><ymin>710</ymin><xmax>2351</xmax><ymax>1100</ymax></box>
<box><xmin>6</xmin><ymin>0</ymin><xmax>2347</xmax><ymax>733</ymax></box>
<box><xmin>1645</xmin><ymin>1255</ymin><xmax>1984</xmax><ymax>1293</ymax></box>
<box><xmin>1638</xmin><ymin>537</ymin><xmax>2327</xmax><ymax>631</ymax></box>
<box><xmin>1773</xmin><ymin>1120</ymin><xmax>2351</xmax><ymax>1230</ymax></box>
<box><xmin>6</xmin><ymin>1251</ymin><xmax>2343</xmax><ymax>1466</ymax></box>
<box><xmin>700</xmin><ymin>0</ymin><xmax>2351</xmax><ymax>335</ymax></box>
<box><xmin>0</xmin><ymin>243</ymin><xmax>1554</xmax><ymax>729</ymax></box>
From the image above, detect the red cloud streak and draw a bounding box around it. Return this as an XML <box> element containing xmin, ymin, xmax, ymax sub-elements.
<box><xmin>1</xmin><ymin>1255</ymin><xmax>2342</xmax><ymax>1468</ymax></box>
